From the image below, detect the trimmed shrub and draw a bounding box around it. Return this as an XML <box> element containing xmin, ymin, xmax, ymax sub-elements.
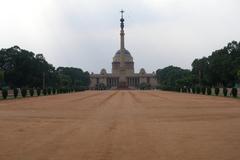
<box><xmin>187</xmin><ymin>88</ymin><xmax>191</xmax><ymax>93</ymax></box>
<box><xmin>192</xmin><ymin>87</ymin><xmax>196</xmax><ymax>94</ymax></box>
<box><xmin>30</xmin><ymin>88</ymin><xmax>34</xmax><ymax>97</ymax></box>
<box><xmin>178</xmin><ymin>88</ymin><xmax>181</xmax><ymax>92</ymax></box>
<box><xmin>52</xmin><ymin>88</ymin><xmax>56</xmax><ymax>94</ymax></box>
<box><xmin>43</xmin><ymin>88</ymin><xmax>47</xmax><ymax>96</ymax></box>
<box><xmin>223</xmin><ymin>88</ymin><xmax>228</xmax><ymax>97</ymax></box>
<box><xmin>231</xmin><ymin>88</ymin><xmax>238</xmax><ymax>98</ymax></box>
<box><xmin>181</xmin><ymin>88</ymin><xmax>187</xmax><ymax>93</ymax></box>
<box><xmin>57</xmin><ymin>89</ymin><xmax>61</xmax><ymax>94</ymax></box>
<box><xmin>201</xmin><ymin>87</ymin><xmax>206</xmax><ymax>95</ymax></box>
<box><xmin>21</xmin><ymin>88</ymin><xmax>27</xmax><ymax>98</ymax></box>
<box><xmin>96</xmin><ymin>83</ymin><xmax>107</xmax><ymax>90</ymax></box>
<box><xmin>47</xmin><ymin>88</ymin><xmax>52</xmax><ymax>95</ymax></box>
<box><xmin>14</xmin><ymin>88</ymin><xmax>19</xmax><ymax>98</ymax></box>
<box><xmin>176</xmin><ymin>88</ymin><xmax>180</xmax><ymax>92</ymax></box>
<box><xmin>37</xmin><ymin>88</ymin><xmax>41</xmax><ymax>96</ymax></box>
<box><xmin>196</xmin><ymin>87</ymin><xmax>201</xmax><ymax>94</ymax></box>
<box><xmin>2</xmin><ymin>89</ymin><xmax>8</xmax><ymax>99</ymax></box>
<box><xmin>207</xmin><ymin>87</ymin><xmax>212</xmax><ymax>95</ymax></box>
<box><xmin>215</xmin><ymin>87</ymin><xmax>220</xmax><ymax>96</ymax></box>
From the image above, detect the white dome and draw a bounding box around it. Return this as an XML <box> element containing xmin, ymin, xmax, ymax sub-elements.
<box><xmin>100</xmin><ymin>68</ymin><xmax>107</xmax><ymax>75</ymax></box>
<box><xmin>139</xmin><ymin>68</ymin><xmax>146</xmax><ymax>75</ymax></box>
<box><xmin>113</xmin><ymin>49</ymin><xmax>133</xmax><ymax>62</ymax></box>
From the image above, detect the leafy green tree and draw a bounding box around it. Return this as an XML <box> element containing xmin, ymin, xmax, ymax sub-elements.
<box><xmin>21</xmin><ymin>88</ymin><xmax>27</xmax><ymax>98</ymax></box>
<box><xmin>52</xmin><ymin>88</ymin><xmax>56</xmax><ymax>94</ymax></box>
<box><xmin>47</xmin><ymin>88</ymin><xmax>52</xmax><ymax>95</ymax></box>
<box><xmin>0</xmin><ymin>70</ymin><xmax>4</xmax><ymax>87</ymax></box>
<box><xmin>223</xmin><ymin>88</ymin><xmax>228</xmax><ymax>97</ymax></box>
<box><xmin>215</xmin><ymin>88</ymin><xmax>220</xmax><ymax>96</ymax></box>
<box><xmin>196</xmin><ymin>87</ymin><xmax>201</xmax><ymax>94</ymax></box>
<box><xmin>96</xmin><ymin>83</ymin><xmax>106</xmax><ymax>90</ymax></box>
<box><xmin>57</xmin><ymin>67</ymin><xmax>90</xmax><ymax>89</ymax></box>
<box><xmin>2</xmin><ymin>89</ymin><xmax>8</xmax><ymax>99</ymax></box>
<box><xmin>14</xmin><ymin>88</ymin><xmax>18</xmax><ymax>98</ymax></box>
<box><xmin>192</xmin><ymin>87</ymin><xmax>196</xmax><ymax>94</ymax></box>
<box><xmin>237</xmin><ymin>69</ymin><xmax>240</xmax><ymax>83</ymax></box>
<box><xmin>37</xmin><ymin>88</ymin><xmax>41</xmax><ymax>96</ymax></box>
<box><xmin>139</xmin><ymin>82</ymin><xmax>151</xmax><ymax>90</ymax></box>
<box><xmin>30</xmin><ymin>88</ymin><xmax>34</xmax><ymax>97</ymax></box>
<box><xmin>201</xmin><ymin>87</ymin><xmax>206</xmax><ymax>95</ymax></box>
<box><xmin>0</xmin><ymin>46</ymin><xmax>89</xmax><ymax>90</ymax></box>
<box><xmin>156</xmin><ymin>66</ymin><xmax>192</xmax><ymax>91</ymax></box>
<box><xmin>0</xmin><ymin>46</ymin><xmax>57</xmax><ymax>88</ymax></box>
<box><xmin>43</xmin><ymin>89</ymin><xmax>47</xmax><ymax>96</ymax></box>
<box><xmin>231</xmin><ymin>88</ymin><xmax>238</xmax><ymax>98</ymax></box>
<box><xmin>191</xmin><ymin>41</ymin><xmax>240</xmax><ymax>87</ymax></box>
<box><xmin>207</xmin><ymin>87</ymin><xmax>212</xmax><ymax>95</ymax></box>
<box><xmin>192</xmin><ymin>57</ymin><xmax>210</xmax><ymax>86</ymax></box>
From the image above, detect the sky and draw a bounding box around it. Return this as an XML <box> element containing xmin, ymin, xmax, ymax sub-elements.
<box><xmin>0</xmin><ymin>0</ymin><xmax>240</xmax><ymax>73</ymax></box>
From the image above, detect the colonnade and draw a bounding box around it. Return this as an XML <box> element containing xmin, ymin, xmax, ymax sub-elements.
<box><xmin>127</xmin><ymin>77</ymin><xmax>140</xmax><ymax>87</ymax></box>
<box><xmin>107</xmin><ymin>78</ymin><xmax>119</xmax><ymax>87</ymax></box>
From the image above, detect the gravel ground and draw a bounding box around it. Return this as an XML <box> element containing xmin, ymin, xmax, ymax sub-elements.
<box><xmin>0</xmin><ymin>90</ymin><xmax>240</xmax><ymax>160</ymax></box>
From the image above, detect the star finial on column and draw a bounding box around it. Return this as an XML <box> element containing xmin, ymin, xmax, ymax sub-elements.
<box><xmin>120</xmin><ymin>9</ymin><xmax>124</xmax><ymax>19</ymax></box>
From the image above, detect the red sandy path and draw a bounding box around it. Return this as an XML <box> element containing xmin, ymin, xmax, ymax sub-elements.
<box><xmin>0</xmin><ymin>90</ymin><xmax>240</xmax><ymax>160</ymax></box>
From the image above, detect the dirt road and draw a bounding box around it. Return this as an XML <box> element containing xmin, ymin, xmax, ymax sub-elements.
<box><xmin>0</xmin><ymin>91</ymin><xmax>240</xmax><ymax>160</ymax></box>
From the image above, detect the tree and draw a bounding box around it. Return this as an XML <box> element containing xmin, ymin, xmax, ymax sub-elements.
<box><xmin>0</xmin><ymin>46</ymin><xmax>57</xmax><ymax>88</ymax></box>
<box><xmin>0</xmin><ymin>46</ymin><xmax>89</xmax><ymax>90</ymax></box>
<box><xmin>96</xmin><ymin>83</ymin><xmax>106</xmax><ymax>90</ymax></box>
<box><xmin>237</xmin><ymin>69</ymin><xmax>240</xmax><ymax>83</ymax></box>
<box><xmin>156</xmin><ymin>66</ymin><xmax>192</xmax><ymax>91</ymax></box>
<box><xmin>139</xmin><ymin>82</ymin><xmax>151</xmax><ymax>90</ymax></box>
<box><xmin>192</xmin><ymin>41</ymin><xmax>240</xmax><ymax>87</ymax></box>
<box><xmin>0</xmin><ymin>70</ymin><xmax>4</xmax><ymax>87</ymax></box>
<box><xmin>57</xmin><ymin>67</ymin><xmax>90</xmax><ymax>88</ymax></box>
<box><xmin>191</xmin><ymin>57</ymin><xmax>210</xmax><ymax>86</ymax></box>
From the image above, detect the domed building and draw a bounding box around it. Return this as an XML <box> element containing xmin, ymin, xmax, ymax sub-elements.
<box><xmin>90</xmin><ymin>11</ymin><xmax>157</xmax><ymax>89</ymax></box>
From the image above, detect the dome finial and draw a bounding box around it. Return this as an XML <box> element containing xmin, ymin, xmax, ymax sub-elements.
<box><xmin>120</xmin><ymin>9</ymin><xmax>124</xmax><ymax>19</ymax></box>
<box><xmin>120</xmin><ymin>10</ymin><xmax>125</xmax><ymax>30</ymax></box>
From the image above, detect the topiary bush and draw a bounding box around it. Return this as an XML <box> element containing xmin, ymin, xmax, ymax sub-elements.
<box><xmin>176</xmin><ymin>88</ymin><xmax>180</xmax><ymax>92</ymax></box>
<box><xmin>2</xmin><ymin>89</ymin><xmax>8</xmax><ymax>99</ymax></box>
<box><xmin>231</xmin><ymin>88</ymin><xmax>238</xmax><ymax>98</ymax></box>
<box><xmin>96</xmin><ymin>83</ymin><xmax>107</xmax><ymax>90</ymax></box>
<box><xmin>187</xmin><ymin>88</ymin><xmax>191</xmax><ymax>93</ymax></box>
<box><xmin>223</xmin><ymin>88</ymin><xmax>228</xmax><ymax>97</ymax></box>
<box><xmin>30</xmin><ymin>88</ymin><xmax>34</xmax><ymax>97</ymax></box>
<box><xmin>215</xmin><ymin>87</ymin><xmax>220</xmax><ymax>96</ymax></box>
<box><xmin>57</xmin><ymin>88</ymin><xmax>61</xmax><ymax>94</ymax></box>
<box><xmin>21</xmin><ymin>88</ymin><xmax>27</xmax><ymax>98</ymax></box>
<box><xmin>196</xmin><ymin>87</ymin><xmax>201</xmax><ymax>94</ymax></box>
<box><xmin>37</xmin><ymin>88</ymin><xmax>41</xmax><ymax>96</ymax></box>
<box><xmin>52</xmin><ymin>88</ymin><xmax>56</xmax><ymax>94</ymax></box>
<box><xmin>43</xmin><ymin>88</ymin><xmax>47</xmax><ymax>96</ymax></box>
<box><xmin>207</xmin><ymin>87</ymin><xmax>212</xmax><ymax>95</ymax></box>
<box><xmin>181</xmin><ymin>88</ymin><xmax>187</xmax><ymax>93</ymax></box>
<box><xmin>14</xmin><ymin>88</ymin><xmax>18</xmax><ymax>98</ymax></box>
<box><xmin>192</xmin><ymin>87</ymin><xmax>196</xmax><ymax>94</ymax></box>
<box><xmin>201</xmin><ymin>87</ymin><xmax>206</xmax><ymax>95</ymax></box>
<box><xmin>47</xmin><ymin>88</ymin><xmax>52</xmax><ymax>95</ymax></box>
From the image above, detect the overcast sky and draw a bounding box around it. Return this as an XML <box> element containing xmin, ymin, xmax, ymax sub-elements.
<box><xmin>0</xmin><ymin>0</ymin><xmax>240</xmax><ymax>73</ymax></box>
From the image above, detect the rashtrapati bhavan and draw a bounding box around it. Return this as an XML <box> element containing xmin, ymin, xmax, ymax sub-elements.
<box><xmin>90</xmin><ymin>11</ymin><xmax>157</xmax><ymax>89</ymax></box>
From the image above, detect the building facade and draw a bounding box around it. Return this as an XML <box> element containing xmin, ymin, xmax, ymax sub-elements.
<box><xmin>90</xmin><ymin>11</ymin><xmax>157</xmax><ymax>89</ymax></box>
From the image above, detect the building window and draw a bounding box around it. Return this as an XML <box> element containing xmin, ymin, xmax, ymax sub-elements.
<box><xmin>96</xmin><ymin>78</ymin><xmax>99</xmax><ymax>84</ymax></box>
<box><xmin>147</xmin><ymin>77</ymin><xmax>150</xmax><ymax>84</ymax></box>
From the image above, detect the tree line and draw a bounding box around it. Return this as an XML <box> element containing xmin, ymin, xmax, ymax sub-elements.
<box><xmin>156</xmin><ymin>41</ymin><xmax>240</xmax><ymax>90</ymax></box>
<box><xmin>0</xmin><ymin>46</ymin><xmax>90</xmax><ymax>90</ymax></box>
<box><xmin>1</xmin><ymin>41</ymin><xmax>240</xmax><ymax>93</ymax></box>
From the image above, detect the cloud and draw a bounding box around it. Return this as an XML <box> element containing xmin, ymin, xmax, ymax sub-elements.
<box><xmin>0</xmin><ymin>0</ymin><xmax>240</xmax><ymax>73</ymax></box>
